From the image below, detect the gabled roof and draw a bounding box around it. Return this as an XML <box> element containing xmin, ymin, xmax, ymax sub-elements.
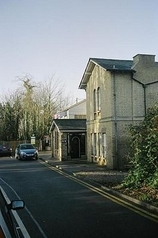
<box><xmin>91</xmin><ymin>58</ymin><xmax>133</xmax><ymax>71</ymax></box>
<box><xmin>54</xmin><ymin>99</ymin><xmax>86</xmax><ymax>119</ymax></box>
<box><xmin>64</xmin><ymin>99</ymin><xmax>86</xmax><ymax>111</ymax></box>
<box><xmin>79</xmin><ymin>57</ymin><xmax>134</xmax><ymax>89</ymax></box>
<box><xmin>50</xmin><ymin>119</ymin><xmax>86</xmax><ymax>132</ymax></box>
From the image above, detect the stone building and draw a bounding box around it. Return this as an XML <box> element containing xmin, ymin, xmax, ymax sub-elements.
<box><xmin>49</xmin><ymin>100</ymin><xmax>86</xmax><ymax>161</ymax></box>
<box><xmin>49</xmin><ymin>119</ymin><xmax>86</xmax><ymax>161</ymax></box>
<box><xmin>79</xmin><ymin>54</ymin><xmax>158</xmax><ymax>169</ymax></box>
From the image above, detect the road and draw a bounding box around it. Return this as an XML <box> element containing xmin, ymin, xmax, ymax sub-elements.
<box><xmin>0</xmin><ymin>156</ymin><xmax>158</xmax><ymax>238</ymax></box>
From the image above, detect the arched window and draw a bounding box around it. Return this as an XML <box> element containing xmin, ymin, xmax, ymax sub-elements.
<box><xmin>97</xmin><ymin>87</ymin><xmax>101</xmax><ymax>112</ymax></box>
<box><xmin>93</xmin><ymin>89</ymin><xmax>96</xmax><ymax>112</ymax></box>
<box><xmin>93</xmin><ymin>89</ymin><xmax>96</xmax><ymax>119</ymax></box>
<box><xmin>102</xmin><ymin>133</ymin><xmax>107</xmax><ymax>158</ymax></box>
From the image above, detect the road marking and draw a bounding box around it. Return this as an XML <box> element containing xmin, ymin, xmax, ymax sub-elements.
<box><xmin>0</xmin><ymin>178</ymin><xmax>48</xmax><ymax>238</ymax></box>
<box><xmin>40</xmin><ymin>160</ymin><xmax>158</xmax><ymax>223</ymax></box>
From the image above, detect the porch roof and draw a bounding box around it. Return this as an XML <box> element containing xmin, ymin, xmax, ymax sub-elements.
<box><xmin>50</xmin><ymin>119</ymin><xmax>86</xmax><ymax>132</ymax></box>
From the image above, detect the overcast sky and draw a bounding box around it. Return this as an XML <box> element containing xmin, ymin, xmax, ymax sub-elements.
<box><xmin>0</xmin><ymin>0</ymin><xmax>158</xmax><ymax>101</ymax></box>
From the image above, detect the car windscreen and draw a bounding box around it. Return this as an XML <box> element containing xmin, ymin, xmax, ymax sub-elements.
<box><xmin>20</xmin><ymin>145</ymin><xmax>34</xmax><ymax>150</ymax></box>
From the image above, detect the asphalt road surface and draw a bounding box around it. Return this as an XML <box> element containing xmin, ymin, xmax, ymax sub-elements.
<box><xmin>0</xmin><ymin>156</ymin><xmax>158</xmax><ymax>238</ymax></box>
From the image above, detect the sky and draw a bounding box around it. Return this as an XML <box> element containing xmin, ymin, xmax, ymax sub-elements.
<box><xmin>0</xmin><ymin>0</ymin><xmax>158</xmax><ymax>101</ymax></box>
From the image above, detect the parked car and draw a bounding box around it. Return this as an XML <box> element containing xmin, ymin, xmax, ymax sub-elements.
<box><xmin>0</xmin><ymin>187</ymin><xmax>26</xmax><ymax>238</ymax></box>
<box><xmin>15</xmin><ymin>143</ymin><xmax>38</xmax><ymax>160</ymax></box>
<box><xmin>0</xmin><ymin>144</ymin><xmax>12</xmax><ymax>157</ymax></box>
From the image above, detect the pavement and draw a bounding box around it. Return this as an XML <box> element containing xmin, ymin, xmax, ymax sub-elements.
<box><xmin>38</xmin><ymin>151</ymin><xmax>109</xmax><ymax>173</ymax></box>
<box><xmin>38</xmin><ymin>151</ymin><xmax>158</xmax><ymax>216</ymax></box>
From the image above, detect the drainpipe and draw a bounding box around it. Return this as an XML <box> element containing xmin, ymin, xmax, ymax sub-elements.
<box><xmin>131</xmin><ymin>73</ymin><xmax>147</xmax><ymax>116</ymax></box>
<box><xmin>131</xmin><ymin>75</ymin><xmax>134</xmax><ymax>123</ymax></box>
<box><xmin>143</xmin><ymin>84</ymin><xmax>147</xmax><ymax>115</ymax></box>
<box><xmin>131</xmin><ymin>73</ymin><xmax>158</xmax><ymax>117</ymax></box>
<box><xmin>113</xmin><ymin>72</ymin><xmax>118</xmax><ymax>169</ymax></box>
<box><xmin>144</xmin><ymin>80</ymin><xmax>158</xmax><ymax>115</ymax></box>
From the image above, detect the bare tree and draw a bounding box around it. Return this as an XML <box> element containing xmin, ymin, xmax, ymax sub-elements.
<box><xmin>17</xmin><ymin>74</ymin><xmax>73</xmax><ymax>139</ymax></box>
<box><xmin>33</xmin><ymin>75</ymin><xmax>73</xmax><ymax>137</ymax></box>
<box><xmin>0</xmin><ymin>74</ymin><xmax>73</xmax><ymax>141</ymax></box>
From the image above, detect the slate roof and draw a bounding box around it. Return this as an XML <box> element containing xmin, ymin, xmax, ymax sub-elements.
<box><xmin>79</xmin><ymin>57</ymin><xmax>134</xmax><ymax>89</ymax></box>
<box><xmin>91</xmin><ymin>58</ymin><xmax>133</xmax><ymax>71</ymax></box>
<box><xmin>51</xmin><ymin>119</ymin><xmax>86</xmax><ymax>131</ymax></box>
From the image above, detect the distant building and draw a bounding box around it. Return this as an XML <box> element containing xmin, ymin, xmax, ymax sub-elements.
<box><xmin>49</xmin><ymin>100</ymin><xmax>86</xmax><ymax>161</ymax></box>
<box><xmin>54</xmin><ymin>99</ymin><xmax>86</xmax><ymax>119</ymax></box>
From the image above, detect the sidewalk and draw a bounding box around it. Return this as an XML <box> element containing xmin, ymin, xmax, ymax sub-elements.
<box><xmin>38</xmin><ymin>151</ymin><xmax>126</xmax><ymax>183</ymax></box>
<box><xmin>38</xmin><ymin>151</ymin><xmax>158</xmax><ymax>215</ymax></box>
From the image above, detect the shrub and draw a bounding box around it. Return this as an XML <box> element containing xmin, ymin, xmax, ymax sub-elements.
<box><xmin>122</xmin><ymin>104</ymin><xmax>158</xmax><ymax>189</ymax></box>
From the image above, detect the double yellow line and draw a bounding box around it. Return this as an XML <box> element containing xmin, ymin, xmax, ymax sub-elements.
<box><xmin>40</xmin><ymin>160</ymin><xmax>158</xmax><ymax>223</ymax></box>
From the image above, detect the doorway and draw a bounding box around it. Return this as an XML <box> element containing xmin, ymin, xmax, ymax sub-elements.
<box><xmin>70</xmin><ymin>136</ymin><xmax>80</xmax><ymax>158</ymax></box>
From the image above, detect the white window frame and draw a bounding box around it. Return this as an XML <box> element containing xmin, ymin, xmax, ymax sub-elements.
<box><xmin>93</xmin><ymin>89</ymin><xmax>97</xmax><ymax>119</ymax></box>
<box><xmin>97</xmin><ymin>87</ymin><xmax>101</xmax><ymax>112</ymax></box>
<box><xmin>93</xmin><ymin>133</ymin><xmax>96</xmax><ymax>156</ymax></box>
<box><xmin>102</xmin><ymin>133</ymin><xmax>107</xmax><ymax>158</ymax></box>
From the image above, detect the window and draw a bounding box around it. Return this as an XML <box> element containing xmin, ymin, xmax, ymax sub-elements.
<box><xmin>93</xmin><ymin>89</ymin><xmax>96</xmax><ymax>119</ymax></box>
<box><xmin>94</xmin><ymin>87</ymin><xmax>101</xmax><ymax>118</ymax></box>
<box><xmin>91</xmin><ymin>133</ymin><xmax>97</xmax><ymax>156</ymax></box>
<box><xmin>94</xmin><ymin>133</ymin><xmax>96</xmax><ymax>156</ymax></box>
<box><xmin>102</xmin><ymin>133</ymin><xmax>107</xmax><ymax>158</ymax></box>
<box><xmin>55</xmin><ymin>131</ymin><xmax>58</xmax><ymax>149</ymax></box>
<box><xmin>97</xmin><ymin>87</ymin><xmax>101</xmax><ymax>112</ymax></box>
<box><xmin>98</xmin><ymin>133</ymin><xmax>101</xmax><ymax>157</ymax></box>
<box><xmin>91</xmin><ymin>133</ymin><xmax>93</xmax><ymax>155</ymax></box>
